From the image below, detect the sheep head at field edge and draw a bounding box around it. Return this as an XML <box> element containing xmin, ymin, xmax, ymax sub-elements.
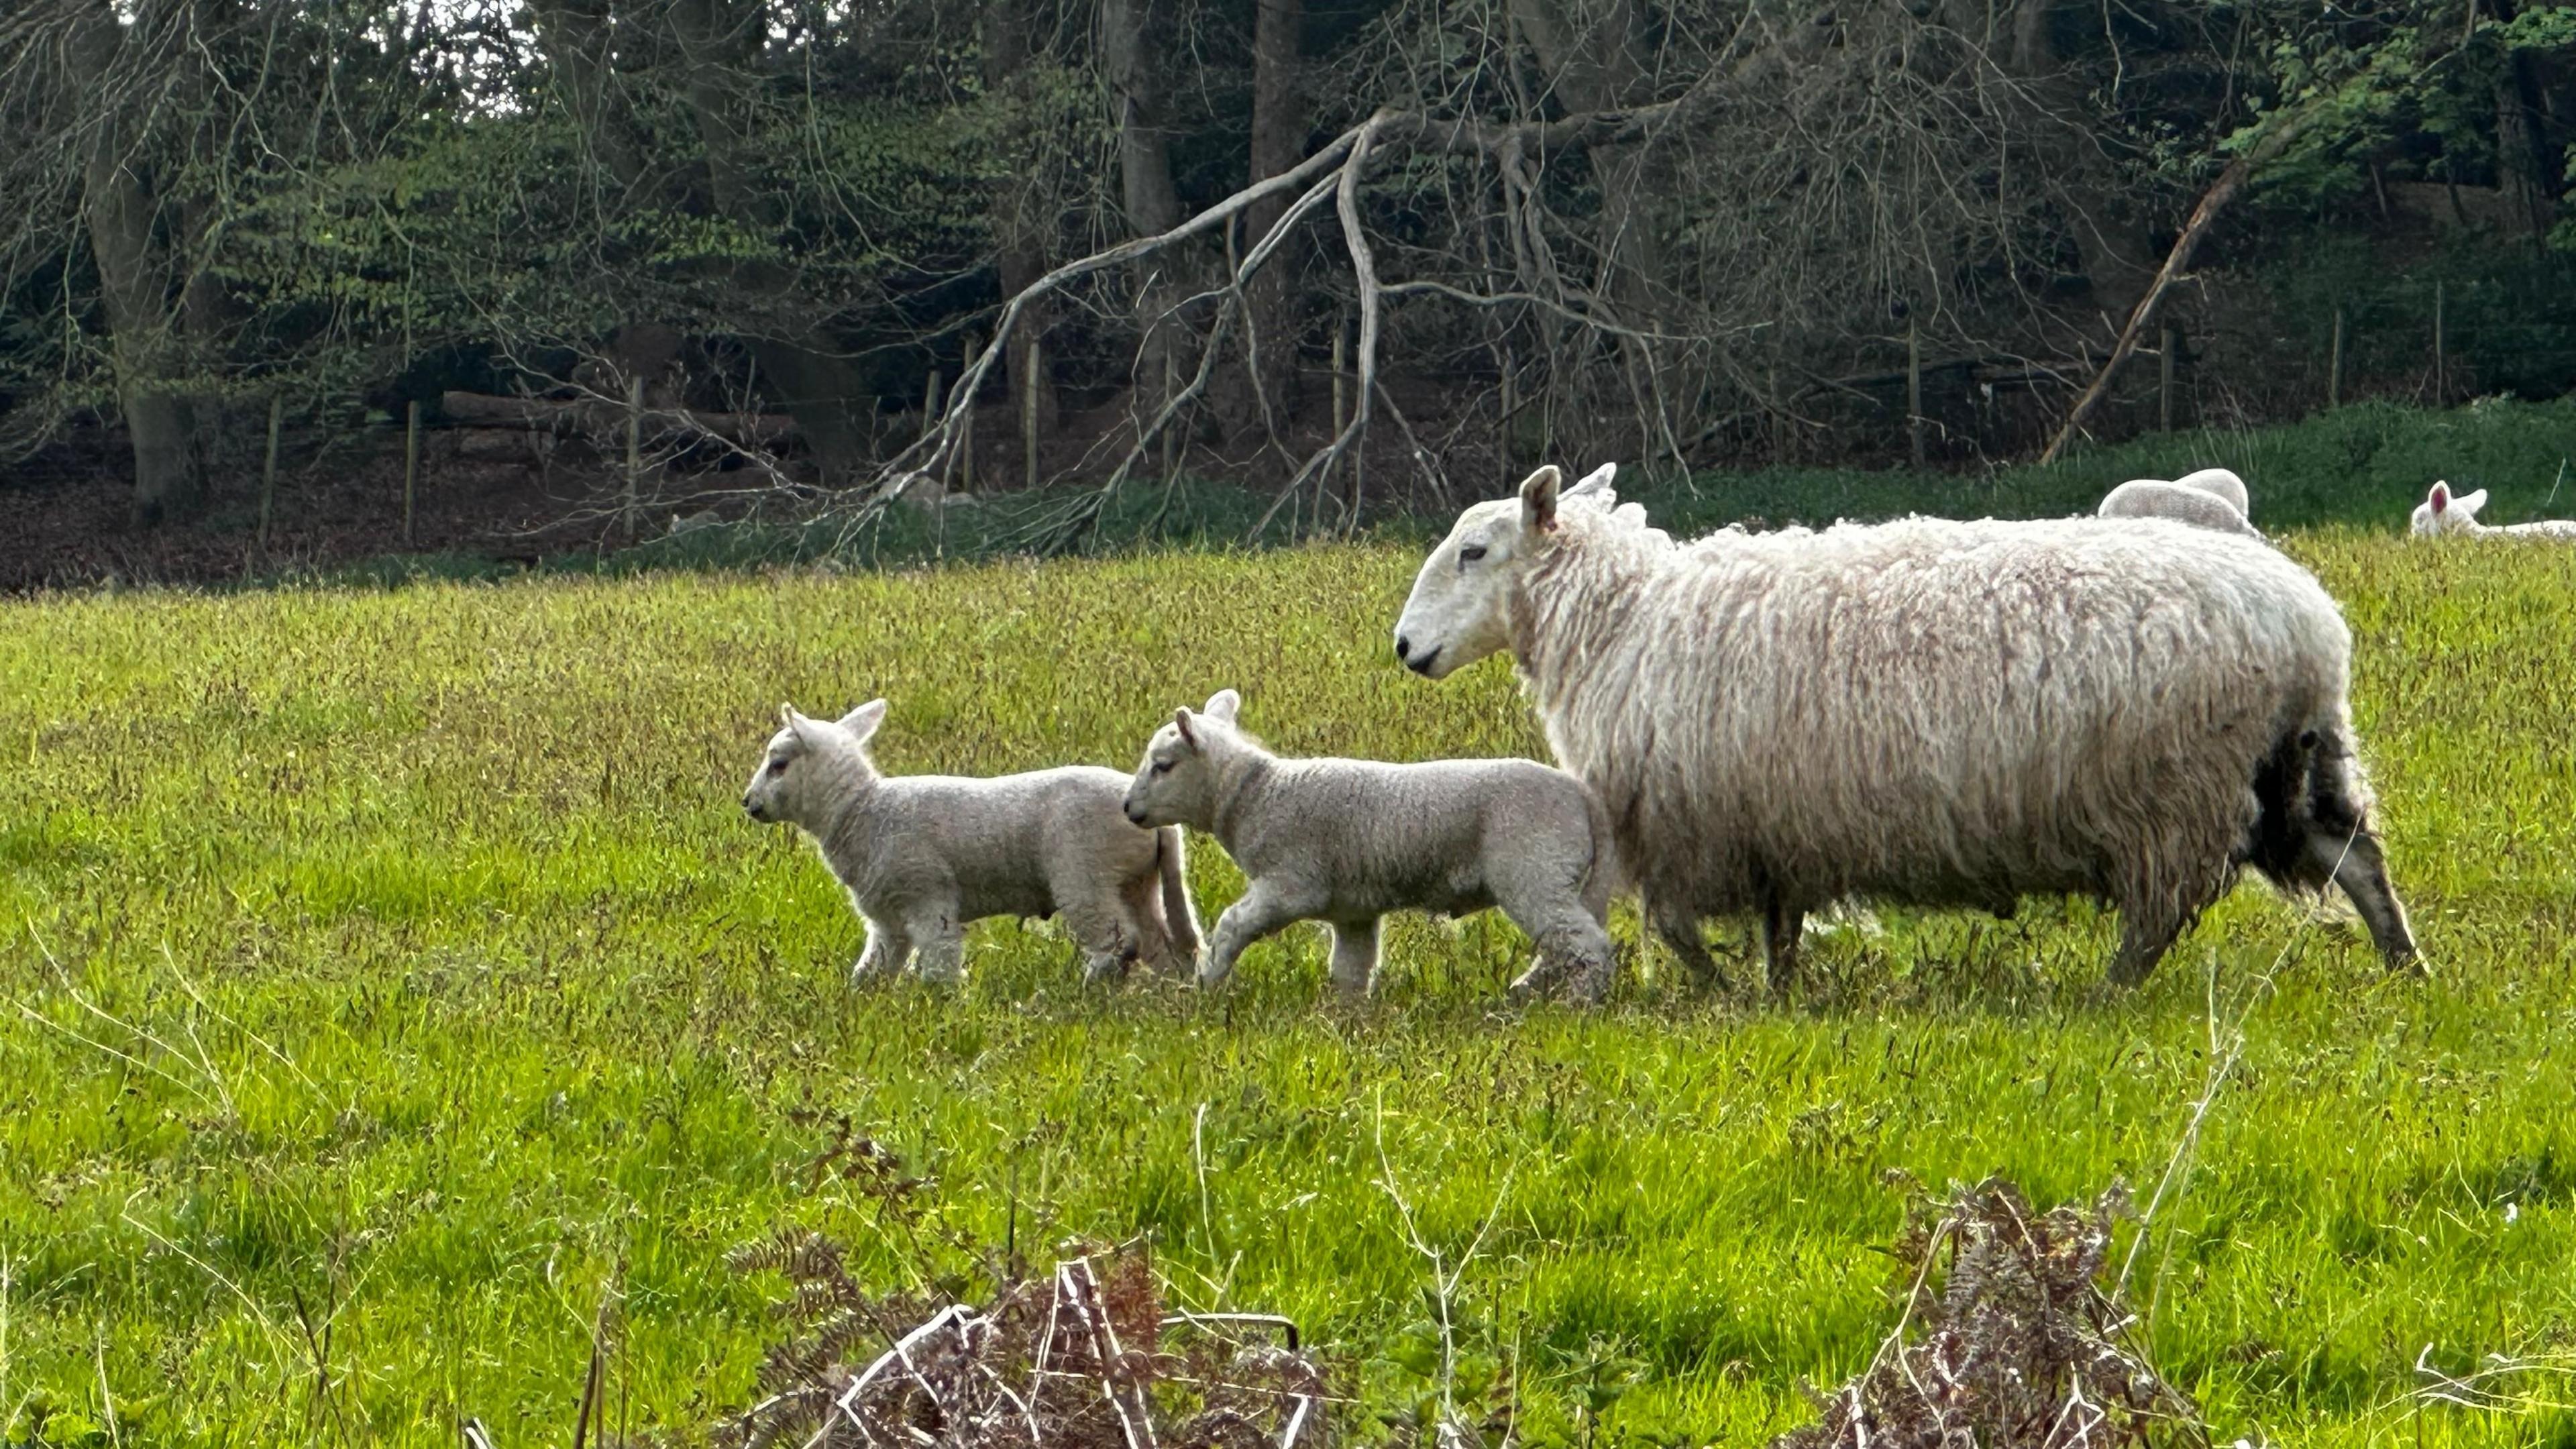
<box><xmin>2412</xmin><ymin>480</ymin><xmax>2489</xmax><ymax>535</ymax></box>
<box><xmin>1395</xmin><ymin>462</ymin><xmax>1618</xmax><ymax>680</ymax></box>
<box><xmin>745</xmin><ymin>702</ymin><xmax>884</xmax><ymax>824</ymax></box>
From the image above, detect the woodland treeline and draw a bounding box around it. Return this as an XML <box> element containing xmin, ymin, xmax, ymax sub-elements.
<box><xmin>5</xmin><ymin>0</ymin><xmax>2576</xmax><ymax>533</ymax></box>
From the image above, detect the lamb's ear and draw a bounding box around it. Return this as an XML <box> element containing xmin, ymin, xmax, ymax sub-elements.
<box><xmin>2429</xmin><ymin>481</ymin><xmax>2451</xmax><ymax>513</ymax></box>
<box><xmin>781</xmin><ymin>704</ymin><xmax>816</xmax><ymax>747</ymax></box>
<box><xmin>839</xmin><ymin>698</ymin><xmax>888</xmax><ymax>743</ymax></box>
<box><xmin>2459</xmin><ymin>488</ymin><xmax>2489</xmax><ymax>517</ymax></box>
<box><xmin>1172</xmin><ymin>708</ymin><xmax>1199</xmax><ymax>751</ymax></box>
<box><xmin>1203</xmin><ymin>688</ymin><xmax>1240</xmax><ymax>724</ymax></box>
<box><xmin>1519</xmin><ymin>464</ymin><xmax>1564</xmax><ymax>533</ymax></box>
<box><xmin>1564</xmin><ymin>462</ymin><xmax>1617</xmax><ymax>501</ymax></box>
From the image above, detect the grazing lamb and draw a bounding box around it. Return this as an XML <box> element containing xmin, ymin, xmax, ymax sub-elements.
<box><xmin>1122</xmin><ymin>689</ymin><xmax>1619</xmax><ymax>1002</ymax></box>
<box><xmin>1391</xmin><ymin>462</ymin><xmax>2419</xmax><ymax>991</ymax></box>
<box><xmin>2410</xmin><ymin>480</ymin><xmax>2576</xmax><ymax>539</ymax></box>
<box><xmin>741</xmin><ymin>701</ymin><xmax>1201</xmax><ymax>985</ymax></box>
<box><xmin>2097</xmin><ymin>472</ymin><xmax>2262</xmax><ymax>539</ymax></box>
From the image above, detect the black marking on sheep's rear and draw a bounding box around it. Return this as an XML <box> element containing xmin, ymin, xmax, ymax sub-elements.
<box><xmin>2243</xmin><ymin>724</ymin><xmax>2369</xmax><ymax>892</ymax></box>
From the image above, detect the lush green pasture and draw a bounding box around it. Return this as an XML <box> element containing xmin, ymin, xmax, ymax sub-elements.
<box><xmin>5</xmin><ymin>533</ymin><xmax>2576</xmax><ymax>1448</ymax></box>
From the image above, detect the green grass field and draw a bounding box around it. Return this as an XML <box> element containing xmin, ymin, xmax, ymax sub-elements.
<box><xmin>5</xmin><ymin>528</ymin><xmax>2576</xmax><ymax>1448</ymax></box>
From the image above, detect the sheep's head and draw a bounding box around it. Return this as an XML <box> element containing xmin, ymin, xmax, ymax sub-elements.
<box><xmin>1395</xmin><ymin>462</ymin><xmax>1615</xmax><ymax>679</ymax></box>
<box><xmin>1125</xmin><ymin>689</ymin><xmax>1238</xmax><ymax>829</ymax></box>
<box><xmin>743</xmin><ymin>700</ymin><xmax>885</xmax><ymax>826</ymax></box>
<box><xmin>2411</xmin><ymin>480</ymin><xmax>2488</xmax><ymax>535</ymax></box>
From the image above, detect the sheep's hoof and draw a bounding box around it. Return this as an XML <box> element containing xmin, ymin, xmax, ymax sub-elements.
<box><xmin>1081</xmin><ymin>953</ymin><xmax>1130</xmax><ymax>985</ymax></box>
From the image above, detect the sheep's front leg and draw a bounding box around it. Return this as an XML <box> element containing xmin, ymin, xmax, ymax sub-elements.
<box><xmin>1648</xmin><ymin>896</ymin><xmax>1725</xmax><ymax>992</ymax></box>
<box><xmin>851</xmin><ymin>916</ymin><xmax>912</xmax><ymax>985</ymax></box>
<box><xmin>904</xmin><ymin>904</ymin><xmax>967</xmax><ymax>988</ymax></box>
<box><xmin>1760</xmin><ymin>894</ymin><xmax>1804</xmax><ymax>995</ymax></box>
<box><xmin>1326</xmin><ymin>918</ymin><xmax>1382</xmax><ymax>998</ymax></box>
<box><xmin>1201</xmin><ymin>879</ymin><xmax>1320</xmax><ymax>990</ymax></box>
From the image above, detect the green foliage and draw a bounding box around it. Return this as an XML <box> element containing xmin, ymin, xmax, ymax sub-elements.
<box><xmin>6</xmin><ymin>531</ymin><xmax>2576</xmax><ymax>1446</ymax></box>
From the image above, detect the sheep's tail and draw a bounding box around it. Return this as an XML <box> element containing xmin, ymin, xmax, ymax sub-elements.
<box><xmin>1155</xmin><ymin>826</ymin><xmax>1205</xmax><ymax>963</ymax></box>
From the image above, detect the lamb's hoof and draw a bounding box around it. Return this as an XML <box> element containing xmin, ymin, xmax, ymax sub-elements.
<box><xmin>1194</xmin><ymin>967</ymin><xmax>1232</xmax><ymax>992</ymax></box>
<box><xmin>1505</xmin><ymin>964</ymin><xmax>1549</xmax><ymax>1002</ymax></box>
<box><xmin>1081</xmin><ymin>955</ymin><xmax>1130</xmax><ymax>985</ymax></box>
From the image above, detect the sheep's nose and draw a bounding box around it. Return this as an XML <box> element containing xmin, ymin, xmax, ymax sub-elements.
<box><xmin>1395</xmin><ymin>635</ymin><xmax>1413</xmax><ymax>662</ymax></box>
<box><xmin>1125</xmin><ymin>804</ymin><xmax>1147</xmax><ymax>826</ymax></box>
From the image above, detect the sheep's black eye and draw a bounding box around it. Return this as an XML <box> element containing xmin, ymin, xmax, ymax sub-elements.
<box><xmin>1151</xmin><ymin>760</ymin><xmax>1173</xmax><ymax>775</ymax></box>
<box><xmin>768</xmin><ymin>759</ymin><xmax>788</xmax><ymax>775</ymax></box>
<box><xmin>1458</xmin><ymin>545</ymin><xmax>1488</xmax><ymax>564</ymax></box>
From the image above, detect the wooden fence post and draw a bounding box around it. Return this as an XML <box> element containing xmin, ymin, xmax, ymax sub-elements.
<box><xmin>1022</xmin><ymin>333</ymin><xmax>1041</xmax><ymax>490</ymax></box>
<box><xmin>402</xmin><ymin>399</ymin><xmax>421</xmax><ymax>545</ymax></box>
<box><xmin>2158</xmin><ymin>328</ymin><xmax>2176</xmax><ymax>432</ymax></box>
<box><xmin>1906</xmin><ymin>320</ymin><xmax>1925</xmax><ymax>466</ymax></box>
<box><xmin>957</xmin><ymin>334</ymin><xmax>979</xmax><ymax>492</ymax></box>
<box><xmin>2328</xmin><ymin>307</ymin><xmax>2345</xmax><ymax>409</ymax></box>
<box><xmin>258</xmin><ymin>394</ymin><xmax>282</xmax><ymax>552</ymax></box>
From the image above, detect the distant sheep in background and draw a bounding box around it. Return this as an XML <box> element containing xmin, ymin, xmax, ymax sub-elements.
<box><xmin>2410</xmin><ymin>480</ymin><xmax>2576</xmax><ymax>539</ymax></box>
<box><xmin>1393</xmin><ymin>462</ymin><xmax>2419</xmax><ymax>991</ymax></box>
<box><xmin>2098</xmin><ymin>468</ymin><xmax>2263</xmax><ymax>539</ymax></box>
<box><xmin>1122</xmin><ymin>688</ymin><xmax>1619</xmax><ymax>1003</ymax></box>
<box><xmin>742</xmin><ymin>701</ymin><xmax>1199</xmax><ymax>986</ymax></box>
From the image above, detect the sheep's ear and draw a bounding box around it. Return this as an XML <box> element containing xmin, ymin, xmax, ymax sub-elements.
<box><xmin>2429</xmin><ymin>481</ymin><xmax>2451</xmax><ymax>513</ymax></box>
<box><xmin>1564</xmin><ymin>462</ymin><xmax>1617</xmax><ymax>500</ymax></box>
<box><xmin>1519</xmin><ymin>464</ymin><xmax>1564</xmax><ymax>533</ymax></box>
<box><xmin>1203</xmin><ymin>689</ymin><xmax>1240</xmax><ymax>724</ymax></box>
<box><xmin>781</xmin><ymin>704</ymin><xmax>816</xmax><ymax>747</ymax></box>
<box><xmin>839</xmin><ymin>698</ymin><xmax>888</xmax><ymax>743</ymax></box>
<box><xmin>1173</xmin><ymin>708</ymin><xmax>1199</xmax><ymax>751</ymax></box>
<box><xmin>2459</xmin><ymin>488</ymin><xmax>2489</xmax><ymax>517</ymax></box>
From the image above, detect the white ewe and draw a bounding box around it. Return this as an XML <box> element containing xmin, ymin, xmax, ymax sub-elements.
<box><xmin>2097</xmin><ymin>473</ymin><xmax>2261</xmax><ymax>539</ymax></box>
<box><xmin>1392</xmin><ymin>463</ymin><xmax>2418</xmax><ymax>991</ymax></box>
<box><xmin>2410</xmin><ymin>480</ymin><xmax>2576</xmax><ymax>539</ymax></box>
<box><xmin>742</xmin><ymin>701</ymin><xmax>1200</xmax><ymax>985</ymax></box>
<box><xmin>1122</xmin><ymin>689</ymin><xmax>1619</xmax><ymax>1002</ymax></box>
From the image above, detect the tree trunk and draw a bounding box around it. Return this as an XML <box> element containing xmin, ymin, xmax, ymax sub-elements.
<box><xmin>2003</xmin><ymin>0</ymin><xmax>2157</xmax><ymax>321</ymax></box>
<box><xmin>2495</xmin><ymin>44</ymin><xmax>2559</xmax><ymax>241</ymax></box>
<box><xmin>983</xmin><ymin>0</ymin><xmax>1057</xmax><ymax>431</ymax></box>
<box><xmin>1100</xmin><ymin>0</ymin><xmax>1190</xmax><ymax>417</ymax></box>
<box><xmin>531</xmin><ymin>0</ymin><xmax>648</xmax><ymax>190</ymax></box>
<box><xmin>1507</xmin><ymin>0</ymin><xmax>1666</xmax><ymax>326</ymax></box>
<box><xmin>70</xmin><ymin>0</ymin><xmax>201</xmax><ymax>526</ymax></box>
<box><xmin>1242</xmin><ymin>0</ymin><xmax>1306</xmax><ymax>429</ymax></box>
<box><xmin>669</xmin><ymin>0</ymin><xmax>877</xmax><ymax>485</ymax></box>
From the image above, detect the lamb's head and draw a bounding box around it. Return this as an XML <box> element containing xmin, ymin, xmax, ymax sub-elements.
<box><xmin>1124</xmin><ymin>689</ymin><xmax>1240</xmax><ymax>829</ymax></box>
<box><xmin>1395</xmin><ymin>462</ymin><xmax>1615</xmax><ymax>679</ymax></box>
<box><xmin>2412</xmin><ymin>480</ymin><xmax>2489</xmax><ymax>535</ymax></box>
<box><xmin>741</xmin><ymin>699</ymin><xmax>886</xmax><ymax>827</ymax></box>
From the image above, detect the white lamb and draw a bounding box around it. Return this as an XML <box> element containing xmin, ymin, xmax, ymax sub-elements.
<box><xmin>1393</xmin><ymin>462</ymin><xmax>2418</xmax><ymax>991</ymax></box>
<box><xmin>2097</xmin><ymin>467</ymin><xmax>2261</xmax><ymax>539</ymax></box>
<box><xmin>1121</xmin><ymin>689</ymin><xmax>1619</xmax><ymax>1002</ymax></box>
<box><xmin>2410</xmin><ymin>480</ymin><xmax>2576</xmax><ymax>539</ymax></box>
<box><xmin>741</xmin><ymin>701</ymin><xmax>1201</xmax><ymax>985</ymax></box>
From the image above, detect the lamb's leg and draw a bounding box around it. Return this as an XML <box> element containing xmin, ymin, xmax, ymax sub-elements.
<box><xmin>1648</xmin><ymin>896</ymin><xmax>1725</xmax><ymax>991</ymax></box>
<box><xmin>1326</xmin><ymin>918</ymin><xmax>1382</xmax><ymax>998</ymax></box>
<box><xmin>1060</xmin><ymin>896</ymin><xmax>1140</xmax><ymax>985</ymax></box>
<box><xmin>1760</xmin><ymin>894</ymin><xmax>1805</xmax><ymax>995</ymax></box>
<box><xmin>904</xmin><ymin>904</ymin><xmax>967</xmax><ymax>988</ymax></box>
<box><xmin>1202</xmin><ymin>879</ymin><xmax>1320</xmax><ymax>990</ymax></box>
<box><xmin>1114</xmin><ymin>872</ymin><xmax>1181</xmax><ymax>977</ymax></box>
<box><xmin>852</xmin><ymin>917</ymin><xmax>910</xmax><ymax>985</ymax></box>
<box><xmin>2306</xmin><ymin>828</ymin><xmax>2421</xmax><ymax>974</ymax></box>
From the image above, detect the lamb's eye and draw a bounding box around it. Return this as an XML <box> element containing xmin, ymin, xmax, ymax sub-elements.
<box><xmin>767</xmin><ymin>759</ymin><xmax>788</xmax><ymax>775</ymax></box>
<box><xmin>1151</xmin><ymin>760</ymin><xmax>1173</xmax><ymax>775</ymax></box>
<box><xmin>1458</xmin><ymin>545</ymin><xmax>1488</xmax><ymax>564</ymax></box>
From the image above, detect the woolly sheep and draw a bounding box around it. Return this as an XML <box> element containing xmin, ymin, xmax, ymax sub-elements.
<box><xmin>1121</xmin><ymin>689</ymin><xmax>1619</xmax><ymax>1002</ymax></box>
<box><xmin>1391</xmin><ymin>462</ymin><xmax>2419</xmax><ymax>991</ymax></box>
<box><xmin>742</xmin><ymin>700</ymin><xmax>1201</xmax><ymax>985</ymax></box>
<box><xmin>2410</xmin><ymin>480</ymin><xmax>2576</xmax><ymax>539</ymax></box>
<box><xmin>2096</xmin><ymin>472</ymin><xmax>2262</xmax><ymax>539</ymax></box>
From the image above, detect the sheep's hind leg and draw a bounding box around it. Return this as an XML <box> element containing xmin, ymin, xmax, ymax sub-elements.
<box><xmin>1648</xmin><ymin>896</ymin><xmax>1725</xmax><ymax>991</ymax></box>
<box><xmin>1760</xmin><ymin>894</ymin><xmax>1805</xmax><ymax>995</ymax></box>
<box><xmin>2307</xmin><ymin>828</ymin><xmax>2420</xmax><ymax>974</ymax></box>
<box><xmin>1061</xmin><ymin>896</ymin><xmax>1140</xmax><ymax>985</ymax></box>
<box><xmin>1326</xmin><ymin>918</ymin><xmax>1382</xmax><ymax>998</ymax></box>
<box><xmin>2105</xmin><ymin>906</ymin><xmax>2184</xmax><ymax>988</ymax></box>
<box><xmin>904</xmin><ymin>906</ymin><xmax>967</xmax><ymax>988</ymax></box>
